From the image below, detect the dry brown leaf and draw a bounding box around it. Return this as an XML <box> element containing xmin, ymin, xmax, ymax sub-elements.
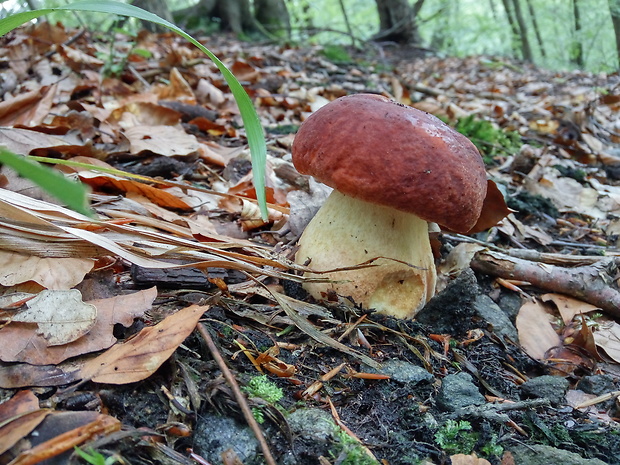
<box><xmin>450</xmin><ymin>454</ymin><xmax>492</xmax><ymax>465</ymax></box>
<box><xmin>153</xmin><ymin>67</ymin><xmax>196</xmax><ymax>104</ymax></box>
<box><xmin>11</xmin><ymin>289</ymin><xmax>97</xmax><ymax>346</ymax></box>
<box><xmin>516</xmin><ymin>300</ymin><xmax>561</xmax><ymax>360</ymax></box>
<box><xmin>593</xmin><ymin>321</ymin><xmax>620</xmax><ymax>363</ymax></box>
<box><xmin>0</xmin><ymin>288</ymin><xmax>156</xmax><ymax>365</ymax></box>
<box><xmin>0</xmin><ymin>127</ymin><xmax>72</xmax><ymax>155</ymax></box>
<box><xmin>0</xmin><ymin>251</ymin><xmax>94</xmax><ymax>290</ymax></box>
<box><xmin>124</xmin><ymin>125</ymin><xmax>200</xmax><ymax>157</ymax></box>
<box><xmin>77</xmin><ymin>170</ymin><xmax>193</xmax><ymax>210</ymax></box>
<box><xmin>0</xmin><ymin>86</ymin><xmax>56</xmax><ymax>127</ymax></box>
<box><xmin>110</xmin><ymin>101</ymin><xmax>181</xmax><ymax>127</ymax></box>
<box><xmin>0</xmin><ymin>390</ymin><xmax>49</xmax><ymax>455</ymax></box>
<box><xmin>7</xmin><ymin>411</ymin><xmax>121</xmax><ymax>465</ymax></box>
<box><xmin>79</xmin><ymin>303</ymin><xmax>210</xmax><ymax>384</ymax></box>
<box><xmin>541</xmin><ymin>293</ymin><xmax>601</xmax><ymax>325</ymax></box>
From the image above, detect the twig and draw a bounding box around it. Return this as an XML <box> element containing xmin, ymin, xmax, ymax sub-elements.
<box><xmin>471</xmin><ymin>250</ymin><xmax>620</xmax><ymax>317</ymax></box>
<box><xmin>197</xmin><ymin>324</ymin><xmax>277</xmax><ymax>465</ymax></box>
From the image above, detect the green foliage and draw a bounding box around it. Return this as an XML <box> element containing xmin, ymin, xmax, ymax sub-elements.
<box><xmin>321</xmin><ymin>44</ymin><xmax>353</xmax><ymax>63</ymax></box>
<box><xmin>73</xmin><ymin>447</ymin><xmax>118</xmax><ymax>465</ymax></box>
<box><xmin>480</xmin><ymin>434</ymin><xmax>504</xmax><ymax>458</ymax></box>
<box><xmin>332</xmin><ymin>428</ymin><xmax>378</xmax><ymax>465</ymax></box>
<box><xmin>0</xmin><ymin>0</ymin><xmax>268</xmax><ymax>220</ymax></box>
<box><xmin>434</xmin><ymin>419</ymin><xmax>478</xmax><ymax>455</ymax></box>
<box><xmin>244</xmin><ymin>375</ymin><xmax>284</xmax><ymax>404</ymax></box>
<box><xmin>0</xmin><ymin>148</ymin><xmax>94</xmax><ymax>217</ymax></box>
<box><xmin>455</xmin><ymin>115</ymin><xmax>521</xmax><ymax>163</ymax></box>
<box><xmin>251</xmin><ymin>406</ymin><xmax>266</xmax><ymax>424</ymax></box>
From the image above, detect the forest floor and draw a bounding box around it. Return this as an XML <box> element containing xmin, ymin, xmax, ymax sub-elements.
<box><xmin>1</xmin><ymin>22</ymin><xmax>620</xmax><ymax>465</ymax></box>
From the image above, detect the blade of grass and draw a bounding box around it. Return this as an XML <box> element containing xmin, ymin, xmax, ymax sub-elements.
<box><xmin>0</xmin><ymin>147</ymin><xmax>94</xmax><ymax>217</ymax></box>
<box><xmin>0</xmin><ymin>0</ymin><xmax>268</xmax><ymax>220</ymax></box>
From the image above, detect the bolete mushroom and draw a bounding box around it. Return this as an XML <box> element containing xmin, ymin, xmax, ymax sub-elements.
<box><xmin>292</xmin><ymin>93</ymin><xmax>488</xmax><ymax>319</ymax></box>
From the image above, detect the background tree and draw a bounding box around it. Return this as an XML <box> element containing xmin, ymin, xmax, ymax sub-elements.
<box><xmin>511</xmin><ymin>0</ymin><xmax>533</xmax><ymax>61</ymax></box>
<box><xmin>173</xmin><ymin>0</ymin><xmax>290</xmax><ymax>37</ymax></box>
<box><xmin>373</xmin><ymin>0</ymin><xmax>425</xmax><ymax>44</ymax></box>
<box><xmin>610</xmin><ymin>0</ymin><xmax>620</xmax><ymax>67</ymax></box>
<box><xmin>571</xmin><ymin>0</ymin><xmax>584</xmax><ymax>67</ymax></box>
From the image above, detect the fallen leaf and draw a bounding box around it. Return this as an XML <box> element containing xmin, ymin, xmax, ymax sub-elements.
<box><xmin>124</xmin><ymin>125</ymin><xmax>200</xmax><ymax>157</ymax></box>
<box><xmin>0</xmin><ymin>287</ymin><xmax>157</xmax><ymax>365</ymax></box>
<box><xmin>593</xmin><ymin>321</ymin><xmax>620</xmax><ymax>363</ymax></box>
<box><xmin>79</xmin><ymin>303</ymin><xmax>210</xmax><ymax>384</ymax></box>
<box><xmin>541</xmin><ymin>293</ymin><xmax>601</xmax><ymax>325</ymax></box>
<box><xmin>0</xmin><ymin>251</ymin><xmax>94</xmax><ymax>290</ymax></box>
<box><xmin>516</xmin><ymin>300</ymin><xmax>561</xmax><ymax>360</ymax></box>
<box><xmin>450</xmin><ymin>453</ymin><xmax>492</xmax><ymax>465</ymax></box>
<box><xmin>11</xmin><ymin>289</ymin><xmax>97</xmax><ymax>346</ymax></box>
<box><xmin>0</xmin><ymin>390</ymin><xmax>49</xmax><ymax>455</ymax></box>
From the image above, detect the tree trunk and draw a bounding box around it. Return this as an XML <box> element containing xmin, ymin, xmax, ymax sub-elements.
<box><xmin>510</xmin><ymin>0</ymin><xmax>533</xmax><ymax>62</ymax></box>
<box><xmin>173</xmin><ymin>0</ymin><xmax>290</xmax><ymax>38</ymax></box>
<box><xmin>609</xmin><ymin>0</ymin><xmax>620</xmax><ymax>68</ymax></box>
<box><xmin>524</xmin><ymin>0</ymin><xmax>546</xmax><ymax>58</ymax></box>
<box><xmin>571</xmin><ymin>0</ymin><xmax>585</xmax><ymax>67</ymax></box>
<box><xmin>132</xmin><ymin>0</ymin><xmax>172</xmax><ymax>32</ymax></box>
<box><xmin>373</xmin><ymin>0</ymin><xmax>425</xmax><ymax>44</ymax></box>
<box><xmin>255</xmin><ymin>0</ymin><xmax>291</xmax><ymax>38</ymax></box>
<box><xmin>500</xmin><ymin>0</ymin><xmax>521</xmax><ymax>57</ymax></box>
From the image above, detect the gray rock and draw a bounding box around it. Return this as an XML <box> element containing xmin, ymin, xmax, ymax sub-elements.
<box><xmin>416</xmin><ymin>268</ymin><xmax>480</xmax><ymax>336</ymax></box>
<box><xmin>364</xmin><ymin>359</ymin><xmax>434</xmax><ymax>385</ymax></box>
<box><xmin>473</xmin><ymin>294</ymin><xmax>518</xmax><ymax>341</ymax></box>
<box><xmin>193</xmin><ymin>413</ymin><xmax>261</xmax><ymax>465</ymax></box>
<box><xmin>287</xmin><ymin>407</ymin><xmax>337</xmax><ymax>441</ymax></box>
<box><xmin>521</xmin><ymin>375</ymin><xmax>569</xmax><ymax>406</ymax></box>
<box><xmin>577</xmin><ymin>375</ymin><xmax>617</xmax><ymax>396</ymax></box>
<box><xmin>436</xmin><ymin>372</ymin><xmax>485</xmax><ymax>412</ymax></box>
<box><xmin>508</xmin><ymin>444</ymin><xmax>607</xmax><ymax>465</ymax></box>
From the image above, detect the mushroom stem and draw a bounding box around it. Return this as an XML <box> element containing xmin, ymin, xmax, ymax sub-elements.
<box><xmin>296</xmin><ymin>190</ymin><xmax>437</xmax><ymax>319</ymax></box>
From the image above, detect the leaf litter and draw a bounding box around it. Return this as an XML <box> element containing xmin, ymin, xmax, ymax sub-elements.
<box><xmin>0</xmin><ymin>21</ymin><xmax>620</xmax><ymax>465</ymax></box>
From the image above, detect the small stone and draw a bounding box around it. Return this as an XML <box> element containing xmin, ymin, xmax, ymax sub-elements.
<box><xmin>436</xmin><ymin>372</ymin><xmax>485</xmax><ymax>412</ymax></box>
<box><xmin>473</xmin><ymin>294</ymin><xmax>518</xmax><ymax>341</ymax></box>
<box><xmin>193</xmin><ymin>413</ymin><xmax>260</xmax><ymax>465</ymax></box>
<box><xmin>364</xmin><ymin>359</ymin><xmax>434</xmax><ymax>385</ymax></box>
<box><xmin>508</xmin><ymin>444</ymin><xmax>607</xmax><ymax>465</ymax></box>
<box><xmin>520</xmin><ymin>375</ymin><xmax>569</xmax><ymax>406</ymax></box>
<box><xmin>287</xmin><ymin>408</ymin><xmax>337</xmax><ymax>442</ymax></box>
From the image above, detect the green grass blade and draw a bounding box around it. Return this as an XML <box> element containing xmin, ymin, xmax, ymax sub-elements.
<box><xmin>0</xmin><ymin>1</ymin><xmax>268</xmax><ymax>220</ymax></box>
<box><xmin>0</xmin><ymin>148</ymin><xmax>94</xmax><ymax>217</ymax></box>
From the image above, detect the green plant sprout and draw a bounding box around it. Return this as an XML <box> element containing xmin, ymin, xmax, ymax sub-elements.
<box><xmin>0</xmin><ymin>0</ymin><xmax>268</xmax><ymax>220</ymax></box>
<box><xmin>73</xmin><ymin>446</ymin><xmax>118</xmax><ymax>465</ymax></box>
<box><xmin>244</xmin><ymin>375</ymin><xmax>283</xmax><ymax>404</ymax></box>
<box><xmin>332</xmin><ymin>428</ymin><xmax>378</xmax><ymax>465</ymax></box>
<box><xmin>434</xmin><ymin>419</ymin><xmax>478</xmax><ymax>455</ymax></box>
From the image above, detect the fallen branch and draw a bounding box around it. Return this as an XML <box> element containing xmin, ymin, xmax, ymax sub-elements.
<box><xmin>471</xmin><ymin>250</ymin><xmax>620</xmax><ymax>317</ymax></box>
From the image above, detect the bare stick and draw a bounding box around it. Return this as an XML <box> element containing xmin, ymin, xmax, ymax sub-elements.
<box><xmin>471</xmin><ymin>250</ymin><xmax>620</xmax><ymax>317</ymax></box>
<box><xmin>197</xmin><ymin>324</ymin><xmax>277</xmax><ymax>465</ymax></box>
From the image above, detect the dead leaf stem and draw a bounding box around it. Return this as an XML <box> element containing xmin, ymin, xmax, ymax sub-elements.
<box><xmin>197</xmin><ymin>323</ymin><xmax>277</xmax><ymax>465</ymax></box>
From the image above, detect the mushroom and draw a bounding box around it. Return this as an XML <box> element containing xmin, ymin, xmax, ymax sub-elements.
<box><xmin>291</xmin><ymin>93</ymin><xmax>488</xmax><ymax>319</ymax></box>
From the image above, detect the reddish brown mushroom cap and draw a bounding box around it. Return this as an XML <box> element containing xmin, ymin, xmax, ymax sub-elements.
<box><xmin>292</xmin><ymin>93</ymin><xmax>488</xmax><ymax>233</ymax></box>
